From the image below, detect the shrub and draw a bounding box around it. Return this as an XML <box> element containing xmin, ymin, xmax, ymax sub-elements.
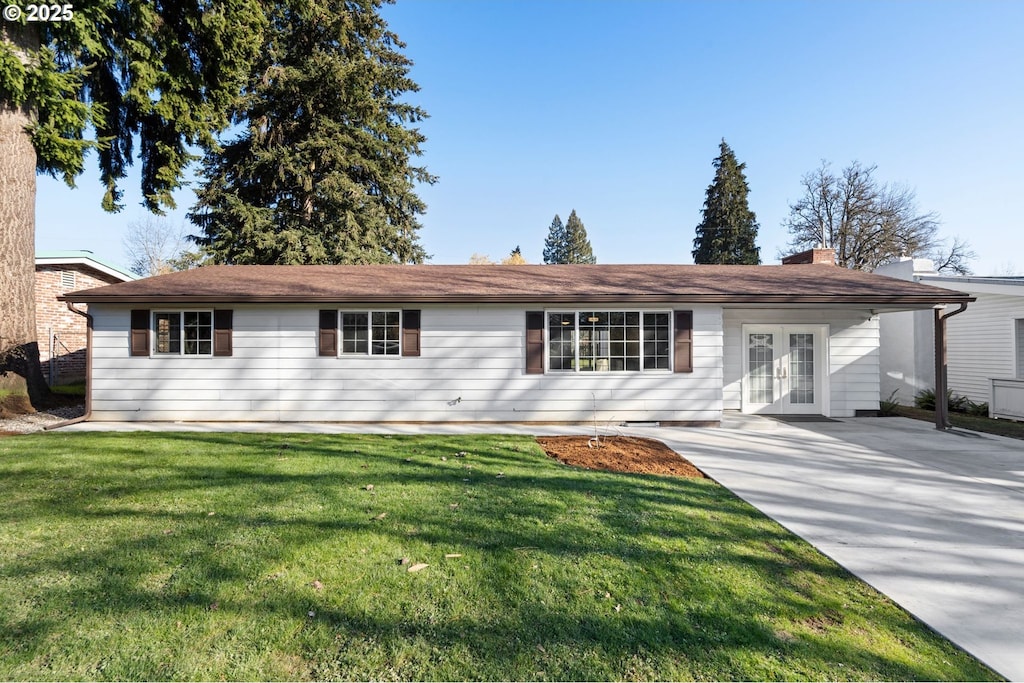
<box><xmin>964</xmin><ymin>399</ymin><xmax>990</xmax><ymax>417</ymax></box>
<box><xmin>915</xmin><ymin>388</ymin><xmax>968</xmax><ymax>412</ymax></box>
<box><xmin>878</xmin><ymin>389</ymin><xmax>902</xmax><ymax>416</ymax></box>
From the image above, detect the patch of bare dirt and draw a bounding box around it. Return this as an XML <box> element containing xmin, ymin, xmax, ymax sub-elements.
<box><xmin>536</xmin><ymin>435</ymin><xmax>706</xmax><ymax>478</ymax></box>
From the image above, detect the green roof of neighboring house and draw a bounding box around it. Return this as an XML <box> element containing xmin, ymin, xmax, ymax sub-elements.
<box><xmin>35</xmin><ymin>250</ymin><xmax>137</xmax><ymax>282</ymax></box>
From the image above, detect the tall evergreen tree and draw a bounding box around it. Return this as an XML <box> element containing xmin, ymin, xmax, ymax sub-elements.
<box><xmin>190</xmin><ymin>0</ymin><xmax>435</xmax><ymax>265</ymax></box>
<box><xmin>563</xmin><ymin>209</ymin><xmax>596</xmax><ymax>264</ymax></box>
<box><xmin>542</xmin><ymin>214</ymin><xmax>566</xmax><ymax>264</ymax></box>
<box><xmin>1</xmin><ymin>3</ymin><xmax>264</xmax><ymax>408</ymax></box>
<box><xmin>692</xmin><ymin>140</ymin><xmax>761</xmax><ymax>265</ymax></box>
<box><xmin>543</xmin><ymin>210</ymin><xmax>596</xmax><ymax>264</ymax></box>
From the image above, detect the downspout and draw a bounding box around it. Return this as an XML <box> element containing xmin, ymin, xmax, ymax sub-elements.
<box><xmin>933</xmin><ymin>302</ymin><xmax>969</xmax><ymax>430</ymax></box>
<box><xmin>44</xmin><ymin>302</ymin><xmax>92</xmax><ymax>429</ymax></box>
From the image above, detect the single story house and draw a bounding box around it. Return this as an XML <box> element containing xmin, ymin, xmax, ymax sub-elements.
<box><xmin>61</xmin><ymin>249</ymin><xmax>972</xmax><ymax>424</ymax></box>
<box><xmin>876</xmin><ymin>258</ymin><xmax>1024</xmax><ymax>420</ymax></box>
<box><xmin>35</xmin><ymin>251</ymin><xmax>137</xmax><ymax>384</ymax></box>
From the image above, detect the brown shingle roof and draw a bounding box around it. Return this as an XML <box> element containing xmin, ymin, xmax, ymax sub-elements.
<box><xmin>60</xmin><ymin>263</ymin><xmax>973</xmax><ymax>307</ymax></box>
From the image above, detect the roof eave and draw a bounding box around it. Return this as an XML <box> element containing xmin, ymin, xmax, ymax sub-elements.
<box><xmin>58</xmin><ymin>293</ymin><xmax>977</xmax><ymax>306</ymax></box>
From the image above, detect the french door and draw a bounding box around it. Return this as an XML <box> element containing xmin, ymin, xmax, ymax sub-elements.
<box><xmin>742</xmin><ymin>325</ymin><xmax>826</xmax><ymax>415</ymax></box>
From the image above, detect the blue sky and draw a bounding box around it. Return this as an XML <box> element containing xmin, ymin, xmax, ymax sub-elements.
<box><xmin>34</xmin><ymin>0</ymin><xmax>1024</xmax><ymax>274</ymax></box>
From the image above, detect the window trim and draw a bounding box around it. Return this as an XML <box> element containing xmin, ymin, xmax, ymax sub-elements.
<box><xmin>151</xmin><ymin>309</ymin><xmax>215</xmax><ymax>357</ymax></box>
<box><xmin>543</xmin><ymin>309</ymin><xmax>674</xmax><ymax>374</ymax></box>
<box><xmin>337</xmin><ymin>309</ymin><xmax>403</xmax><ymax>357</ymax></box>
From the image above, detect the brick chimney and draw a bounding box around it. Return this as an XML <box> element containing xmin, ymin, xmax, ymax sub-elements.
<box><xmin>782</xmin><ymin>248</ymin><xmax>836</xmax><ymax>265</ymax></box>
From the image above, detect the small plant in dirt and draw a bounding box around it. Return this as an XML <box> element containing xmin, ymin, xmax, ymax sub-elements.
<box><xmin>914</xmin><ymin>388</ymin><xmax>968</xmax><ymax>412</ymax></box>
<box><xmin>878</xmin><ymin>389</ymin><xmax>902</xmax><ymax>417</ymax></box>
<box><xmin>964</xmin><ymin>399</ymin><xmax>990</xmax><ymax>417</ymax></box>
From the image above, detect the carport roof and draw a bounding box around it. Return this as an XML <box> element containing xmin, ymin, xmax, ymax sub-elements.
<box><xmin>61</xmin><ymin>263</ymin><xmax>974</xmax><ymax>308</ymax></box>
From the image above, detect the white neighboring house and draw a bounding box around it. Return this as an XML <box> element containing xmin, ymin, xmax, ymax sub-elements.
<box><xmin>61</xmin><ymin>251</ymin><xmax>971</xmax><ymax>424</ymax></box>
<box><xmin>876</xmin><ymin>258</ymin><xmax>1024</xmax><ymax>419</ymax></box>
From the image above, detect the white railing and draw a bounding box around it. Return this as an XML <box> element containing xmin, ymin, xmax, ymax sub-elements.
<box><xmin>991</xmin><ymin>378</ymin><xmax>1024</xmax><ymax>421</ymax></box>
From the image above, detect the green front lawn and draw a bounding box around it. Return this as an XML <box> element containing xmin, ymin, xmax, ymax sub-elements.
<box><xmin>0</xmin><ymin>432</ymin><xmax>999</xmax><ymax>681</ymax></box>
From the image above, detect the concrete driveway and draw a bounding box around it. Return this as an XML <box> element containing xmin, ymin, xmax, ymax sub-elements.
<box><xmin>632</xmin><ymin>415</ymin><xmax>1024</xmax><ymax>681</ymax></box>
<box><xmin>59</xmin><ymin>414</ymin><xmax>1024</xmax><ymax>677</ymax></box>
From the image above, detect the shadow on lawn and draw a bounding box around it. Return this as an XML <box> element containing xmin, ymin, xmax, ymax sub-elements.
<box><xmin>0</xmin><ymin>432</ymin><xmax>996</xmax><ymax>681</ymax></box>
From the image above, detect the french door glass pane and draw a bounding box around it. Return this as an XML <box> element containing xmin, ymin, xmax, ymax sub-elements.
<box><xmin>789</xmin><ymin>333</ymin><xmax>814</xmax><ymax>404</ymax></box>
<box><xmin>747</xmin><ymin>333</ymin><xmax>774</xmax><ymax>404</ymax></box>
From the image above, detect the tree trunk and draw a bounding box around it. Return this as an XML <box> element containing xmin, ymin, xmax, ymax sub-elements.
<box><xmin>0</xmin><ymin>24</ymin><xmax>50</xmax><ymax>410</ymax></box>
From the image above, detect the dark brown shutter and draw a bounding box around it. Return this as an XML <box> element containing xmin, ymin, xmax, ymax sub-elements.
<box><xmin>130</xmin><ymin>309</ymin><xmax>150</xmax><ymax>356</ymax></box>
<box><xmin>401</xmin><ymin>309</ymin><xmax>421</xmax><ymax>357</ymax></box>
<box><xmin>319</xmin><ymin>310</ymin><xmax>338</xmax><ymax>356</ymax></box>
<box><xmin>525</xmin><ymin>311</ymin><xmax>544</xmax><ymax>374</ymax></box>
<box><xmin>213</xmin><ymin>309</ymin><xmax>233</xmax><ymax>357</ymax></box>
<box><xmin>674</xmin><ymin>310</ymin><xmax>693</xmax><ymax>373</ymax></box>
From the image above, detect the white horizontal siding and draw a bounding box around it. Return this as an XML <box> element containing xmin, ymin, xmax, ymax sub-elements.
<box><xmin>722</xmin><ymin>308</ymin><xmax>879</xmax><ymax>417</ymax></box>
<box><xmin>881</xmin><ymin>288</ymin><xmax>1024</xmax><ymax>406</ymax></box>
<box><xmin>945</xmin><ymin>293</ymin><xmax>1024</xmax><ymax>404</ymax></box>
<box><xmin>88</xmin><ymin>303</ymin><xmax>724</xmax><ymax>423</ymax></box>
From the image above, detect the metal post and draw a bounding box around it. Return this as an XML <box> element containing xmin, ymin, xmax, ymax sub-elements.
<box><xmin>934</xmin><ymin>303</ymin><xmax>969</xmax><ymax>430</ymax></box>
<box><xmin>48</xmin><ymin>328</ymin><xmax>55</xmax><ymax>387</ymax></box>
<box><xmin>934</xmin><ymin>308</ymin><xmax>947</xmax><ymax>430</ymax></box>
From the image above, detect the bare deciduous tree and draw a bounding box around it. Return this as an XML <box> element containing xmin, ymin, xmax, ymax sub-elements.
<box><xmin>123</xmin><ymin>218</ymin><xmax>204</xmax><ymax>277</ymax></box>
<box><xmin>930</xmin><ymin>236</ymin><xmax>976</xmax><ymax>275</ymax></box>
<box><xmin>782</xmin><ymin>161</ymin><xmax>973</xmax><ymax>273</ymax></box>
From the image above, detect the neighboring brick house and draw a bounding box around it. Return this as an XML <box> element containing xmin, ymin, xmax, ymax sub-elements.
<box><xmin>35</xmin><ymin>251</ymin><xmax>136</xmax><ymax>384</ymax></box>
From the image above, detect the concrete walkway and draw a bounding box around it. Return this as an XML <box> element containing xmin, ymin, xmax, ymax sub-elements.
<box><xmin>59</xmin><ymin>415</ymin><xmax>1024</xmax><ymax>678</ymax></box>
<box><xmin>635</xmin><ymin>415</ymin><xmax>1024</xmax><ymax>681</ymax></box>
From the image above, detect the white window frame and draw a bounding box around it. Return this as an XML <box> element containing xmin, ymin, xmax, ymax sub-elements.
<box><xmin>544</xmin><ymin>309</ymin><xmax>673</xmax><ymax>374</ymax></box>
<box><xmin>152</xmin><ymin>310</ymin><xmax>214</xmax><ymax>357</ymax></box>
<box><xmin>338</xmin><ymin>310</ymin><xmax>402</xmax><ymax>357</ymax></box>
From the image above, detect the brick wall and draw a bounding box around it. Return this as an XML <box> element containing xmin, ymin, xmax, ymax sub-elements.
<box><xmin>35</xmin><ymin>265</ymin><xmax>123</xmax><ymax>384</ymax></box>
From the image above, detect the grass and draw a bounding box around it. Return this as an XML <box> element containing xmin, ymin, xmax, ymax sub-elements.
<box><xmin>49</xmin><ymin>381</ymin><xmax>86</xmax><ymax>397</ymax></box>
<box><xmin>0</xmin><ymin>432</ymin><xmax>1000</xmax><ymax>681</ymax></box>
<box><xmin>895</xmin><ymin>405</ymin><xmax>1024</xmax><ymax>440</ymax></box>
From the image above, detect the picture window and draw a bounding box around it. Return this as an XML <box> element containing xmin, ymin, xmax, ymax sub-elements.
<box><xmin>547</xmin><ymin>310</ymin><xmax>671</xmax><ymax>372</ymax></box>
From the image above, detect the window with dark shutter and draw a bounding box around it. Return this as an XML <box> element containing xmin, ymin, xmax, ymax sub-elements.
<box><xmin>213</xmin><ymin>310</ymin><xmax>233</xmax><ymax>357</ymax></box>
<box><xmin>674</xmin><ymin>310</ymin><xmax>693</xmax><ymax>373</ymax></box>
<box><xmin>130</xmin><ymin>309</ymin><xmax>150</xmax><ymax>356</ymax></box>
<box><xmin>525</xmin><ymin>311</ymin><xmax>544</xmax><ymax>374</ymax></box>
<box><xmin>402</xmin><ymin>310</ymin><xmax>421</xmax><ymax>357</ymax></box>
<box><xmin>319</xmin><ymin>310</ymin><xmax>338</xmax><ymax>356</ymax></box>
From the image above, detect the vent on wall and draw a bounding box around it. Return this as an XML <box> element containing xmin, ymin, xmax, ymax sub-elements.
<box><xmin>61</xmin><ymin>270</ymin><xmax>76</xmax><ymax>290</ymax></box>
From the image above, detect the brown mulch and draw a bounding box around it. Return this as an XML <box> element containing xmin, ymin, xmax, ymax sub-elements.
<box><xmin>536</xmin><ymin>435</ymin><xmax>706</xmax><ymax>478</ymax></box>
